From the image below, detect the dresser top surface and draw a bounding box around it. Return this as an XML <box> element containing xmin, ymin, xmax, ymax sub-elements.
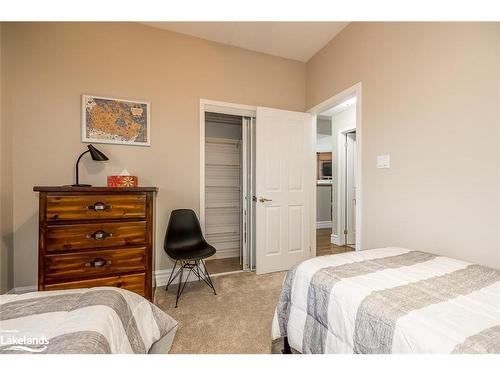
<box><xmin>33</xmin><ymin>186</ymin><xmax>158</xmax><ymax>193</ymax></box>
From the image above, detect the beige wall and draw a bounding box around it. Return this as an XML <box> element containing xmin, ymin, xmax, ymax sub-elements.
<box><xmin>307</xmin><ymin>22</ymin><xmax>500</xmax><ymax>268</ymax></box>
<box><xmin>0</xmin><ymin>22</ymin><xmax>14</xmax><ymax>293</ymax></box>
<box><xmin>3</xmin><ymin>22</ymin><xmax>306</xmax><ymax>288</ymax></box>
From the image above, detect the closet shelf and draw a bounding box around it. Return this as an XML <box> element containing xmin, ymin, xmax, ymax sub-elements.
<box><xmin>205</xmin><ymin>163</ymin><xmax>241</xmax><ymax>167</ymax></box>
<box><xmin>206</xmin><ymin>232</ymin><xmax>241</xmax><ymax>239</ymax></box>
<box><xmin>205</xmin><ymin>131</ymin><xmax>242</xmax><ymax>263</ymax></box>
<box><xmin>205</xmin><ymin>185</ymin><xmax>241</xmax><ymax>189</ymax></box>
<box><xmin>206</xmin><ymin>232</ymin><xmax>240</xmax><ymax>238</ymax></box>
<box><xmin>206</xmin><ymin>203</ymin><xmax>240</xmax><ymax>209</ymax></box>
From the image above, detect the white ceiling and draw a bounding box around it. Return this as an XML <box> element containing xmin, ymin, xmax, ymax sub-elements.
<box><xmin>141</xmin><ymin>22</ymin><xmax>349</xmax><ymax>62</ymax></box>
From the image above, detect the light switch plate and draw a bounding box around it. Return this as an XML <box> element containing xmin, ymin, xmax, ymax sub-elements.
<box><xmin>377</xmin><ymin>154</ymin><xmax>390</xmax><ymax>169</ymax></box>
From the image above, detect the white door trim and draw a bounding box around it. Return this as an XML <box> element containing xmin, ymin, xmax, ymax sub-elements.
<box><xmin>307</xmin><ymin>82</ymin><xmax>363</xmax><ymax>251</ymax></box>
<box><xmin>338</xmin><ymin>127</ymin><xmax>356</xmax><ymax>246</ymax></box>
<box><xmin>199</xmin><ymin>99</ymin><xmax>256</xmax><ymax>232</ymax></box>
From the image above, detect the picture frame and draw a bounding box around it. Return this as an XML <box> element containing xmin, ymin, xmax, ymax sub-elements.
<box><xmin>82</xmin><ymin>94</ymin><xmax>151</xmax><ymax>146</ymax></box>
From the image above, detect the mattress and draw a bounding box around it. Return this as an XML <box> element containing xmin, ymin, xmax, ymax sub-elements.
<box><xmin>0</xmin><ymin>287</ymin><xmax>178</xmax><ymax>354</ymax></box>
<box><xmin>272</xmin><ymin>247</ymin><xmax>500</xmax><ymax>354</ymax></box>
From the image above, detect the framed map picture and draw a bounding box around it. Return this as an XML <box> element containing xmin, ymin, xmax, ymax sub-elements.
<box><xmin>82</xmin><ymin>94</ymin><xmax>151</xmax><ymax>146</ymax></box>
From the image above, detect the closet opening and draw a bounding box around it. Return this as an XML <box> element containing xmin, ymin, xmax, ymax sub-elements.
<box><xmin>203</xmin><ymin>111</ymin><xmax>255</xmax><ymax>275</ymax></box>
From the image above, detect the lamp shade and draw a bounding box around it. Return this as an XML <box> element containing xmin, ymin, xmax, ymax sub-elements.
<box><xmin>87</xmin><ymin>144</ymin><xmax>108</xmax><ymax>161</ymax></box>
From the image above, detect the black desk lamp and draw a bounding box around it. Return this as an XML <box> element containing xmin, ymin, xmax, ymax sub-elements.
<box><xmin>72</xmin><ymin>144</ymin><xmax>109</xmax><ymax>187</ymax></box>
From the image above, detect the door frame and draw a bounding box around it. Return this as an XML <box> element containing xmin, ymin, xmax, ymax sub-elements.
<box><xmin>307</xmin><ymin>82</ymin><xmax>363</xmax><ymax>250</ymax></box>
<box><xmin>338</xmin><ymin>128</ymin><xmax>356</xmax><ymax>246</ymax></box>
<box><xmin>199</xmin><ymin>99</ymin><xmax>256</xmax><ymax>233</ymax></box>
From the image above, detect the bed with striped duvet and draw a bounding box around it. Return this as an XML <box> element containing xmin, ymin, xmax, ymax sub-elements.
<box><xmin>272</xmin><ymin>247</ymin><xmax>500</xmax><ymax>354</ymax></box>
<box><xmin>0</xmin><ymin>287</ymin><xmax>178</xmax><ymax>354</ymax></box>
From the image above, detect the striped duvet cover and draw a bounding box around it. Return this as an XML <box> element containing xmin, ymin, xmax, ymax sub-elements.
<box><xmin>272</xmin><ymin>247</ymin><xmax>500</xmax><ymax>354</ymax></box>
<box><xmin>0</xmin><ymin>287</ymin><xmax>178</xmax><ymax>354</ymax></box>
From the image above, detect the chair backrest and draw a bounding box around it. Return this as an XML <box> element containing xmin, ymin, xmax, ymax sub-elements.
<box><xmin>164</xmin><ymin>209</ymin><xmax>205</xmax><ymax>256</ymax></box>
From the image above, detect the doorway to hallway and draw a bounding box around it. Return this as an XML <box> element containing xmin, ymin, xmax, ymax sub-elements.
<box><xmin>316</xmin><ymin>228</ymin><xmax>353</xmax><ymax>257</ymax></box>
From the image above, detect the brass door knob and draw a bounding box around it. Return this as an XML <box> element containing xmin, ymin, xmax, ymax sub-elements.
<box><xmin>258</xmin><ymin>197</ymin><xmax>272</xmax><ymax>203</ymax></box>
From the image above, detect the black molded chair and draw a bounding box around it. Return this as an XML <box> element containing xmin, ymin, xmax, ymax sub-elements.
<box><xmin>164</xmin><ymin>209</ymin><xmax>217</xmax><ymax>307</ymax></box>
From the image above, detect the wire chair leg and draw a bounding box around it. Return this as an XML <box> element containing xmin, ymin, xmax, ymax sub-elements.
<box><xmin>175</xmin><ymin>262</ymin><xmax>184</xmax><ymax>308</ymax></box>
<box><xmin>195</xmin><ymin>260</ymin><xmax>201</xmax><ymax>281</ymax></box>
<box><xmin>171</xmin><ymin>259</ymin><xmax>217</xmax><ymax>307</ymax></box>
<box><xmin>200</xmin><ymin>259</ymin><xmax>217</xmax><ymax>295</ymax></box>
<box><xmin>194</xmin><ymin>261</ymin><xmax>213</xmax><ymax>290</ymax></box>
<box><xmin>165</xmin><ymin>260</ymin><xmax>178</xmax><ymax>291</ymax></box>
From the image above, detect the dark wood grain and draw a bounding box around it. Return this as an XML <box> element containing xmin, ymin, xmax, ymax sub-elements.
<box><xmin>44</xmin><ymin>247</ymin><xmax>146</xmax><ymax>282</ymax></box>
<box><xmin>46</xmin><ymin>194</ymin><xmax>146</xmax><ymax>221</ymax></box>
<box><xmin>44</xmin><ymin>273</ymin><xmax>147</xmax><ymax>297</ymax></box>
<box><xmin>46</xmin><ymin>221</ymin><xmax>147</xmax><ymax>252</ymax></box>
<box><xmin>35</xmin><ymin>187</ymin><xmax>156</xmax><ymax>301</ymax></box>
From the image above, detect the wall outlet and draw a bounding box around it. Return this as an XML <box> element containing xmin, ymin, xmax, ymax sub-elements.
<box><xmin>377</xmin><ymin>154</ymin><xmax>390</xmax><ymax>169</ymax></box>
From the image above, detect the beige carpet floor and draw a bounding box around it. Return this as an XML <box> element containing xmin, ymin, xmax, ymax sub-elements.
<box><xmin>154</xmin><ymin>271</ymin><xmax>285</xmax><ymax>354</ymax></box>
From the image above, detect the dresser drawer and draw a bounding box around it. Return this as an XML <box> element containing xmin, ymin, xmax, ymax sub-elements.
<box><xmin>46</xmin><ymin>194</ymin><xmax>146</xmax><ymax>221</ymax></box>
<box><xmin>44</xmin><ymin>273</ymin><xmax>146</xmax><ymax>297</ymax></box>
<box><xmin>44</xmin><ymin>247</ymin><xmax>146</xmax><ymax>282</ymax></box>
<box><xmin>46</xmin><ymin>221</ymin><xmax>147</xmax><ymax>252</ymax></box>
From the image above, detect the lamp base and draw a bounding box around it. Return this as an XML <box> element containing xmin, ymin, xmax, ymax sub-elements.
<box><xmin>71</xmin><ymin>184</ymin><xmax>92</xmax><ymax>187</ymax></box>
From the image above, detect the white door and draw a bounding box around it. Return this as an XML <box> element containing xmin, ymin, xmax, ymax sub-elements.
<box><xmin>255</xmin><ymin>107</ymin><xmax>314</xmax><ymax>274</ymax></box>
<box><xmin>346</xmin><ymin>132</ymin><xmax>356</xmax><ymax>245</ymax></box>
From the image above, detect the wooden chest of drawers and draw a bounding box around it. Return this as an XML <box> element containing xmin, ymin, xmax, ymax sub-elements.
<box><xmin>33</xmin><ymin>186</ymin><xmax>157</xmax><ymax>300</ymax></box>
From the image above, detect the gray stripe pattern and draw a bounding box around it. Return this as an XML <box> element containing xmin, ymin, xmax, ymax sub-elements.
<box><xmin>452</xmin><ymin>325</ymin><xmax>500</xmax><ymax>354</ymax></box>
<box><xmin>0</xmin><ymin>294</ymin><xmax>80</xmax><ymax>321</ymax></box>
<box><xmin>276</xmin><ymin>265</ymin><xmax>298</xmax><ymax>337</ymax></box>
<box><xmin>71</xmin><ymin>290</ymin><xmax>146</xmax><ymax>353</ymax></box>
<box><xmin>0</xmin><ymin>331</ymin><xmax>111</xmax><ymax>354</ymax></box>
<box><xmin>353</xmin><ymin>264</ymin><xmax>500</xmax><ymax>354</ymax></box>
<box><xmin>302</xmin><ymin>251</ymin><xmax>436</xmax><ymax>353</ymax></box>
<box><xmin>0</xmin><ymin>289</ymin><xmax>176</xmax><ymax>354</ymax></box>
<box><xmin>150</xmin><ymin>303</ymin><xmax>179</xmax><ymax>337</ymax></box>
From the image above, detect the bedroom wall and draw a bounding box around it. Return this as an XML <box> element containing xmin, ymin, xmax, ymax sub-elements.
<box><xmin>0</xmin><ymin>22</ymin><xmax>14</xmax><ymax>293</ymax></box>
<box><xmin>307</xmin><ymin>22</ymin><xmax>500</xmax><ymax>268</ymax></box>
<box><xmin>2</xmin><ymin>22</ymin><xmax>306</xmax><ymax>289</ymax></box>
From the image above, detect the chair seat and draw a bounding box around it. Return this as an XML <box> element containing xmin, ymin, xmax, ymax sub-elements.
<box><xmin>167</xmin><ymin>243</ymin><xmax>216</xmax><ymax>261</ymax></box>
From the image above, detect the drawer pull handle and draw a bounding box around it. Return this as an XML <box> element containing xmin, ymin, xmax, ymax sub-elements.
<box><xmin>85</xmin><ymin>258</ymin><xmax>111</xmax><ymax>268</ymax></box>
<box><xmin>87</xmin><ymin>202</ymin><xmax>112</xmax><ymax>211</ymax></box>
<box><xmin>87</xmin><ymin>230</ymin><xmax>113</xmax><ymax>240</ymax></box>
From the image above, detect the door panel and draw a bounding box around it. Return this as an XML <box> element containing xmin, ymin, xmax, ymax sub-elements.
<box><xmin>255</xmin><ymin>107</ymin><xmax>313</xmax><ymax>274</ymax></box>
<box><xmin>266</xmin><ymin>206</ymin><xmax>281</xmax><ymax>255</ymax></box>
<box><xmin>288</xmin><ymin>205</ymin><xmax>303</xmax><ymax>252</ymax></box>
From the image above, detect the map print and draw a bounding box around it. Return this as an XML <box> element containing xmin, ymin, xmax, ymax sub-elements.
<box><xmin>83</xmin><ymin>95</ymin><xmax>149</xmax><ymax>145</ymax></box>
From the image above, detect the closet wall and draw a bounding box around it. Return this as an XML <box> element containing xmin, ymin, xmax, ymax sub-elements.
<box><xmin>205</xmin><ymin>113</ymin><xmax>243</xmax><ymax>260</ymax></box>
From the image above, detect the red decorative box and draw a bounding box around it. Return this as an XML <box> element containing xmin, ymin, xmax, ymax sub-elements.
<box><xmin>107</xmin><ymin>175</ymin><xmax>138</xmax><ymax>188</ymax></box>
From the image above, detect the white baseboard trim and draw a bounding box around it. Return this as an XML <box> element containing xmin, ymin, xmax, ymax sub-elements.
<box><xmin>154</xmin><ymin>267</ymin><xmax>243</xmax><ymax>287</ymax></box>
<box><xmin>316</xmin><ymin>221</ymin><xmax>332</xmax><ymax>229</ymax></box>
<box><xmin>7</xmin><ymin>285</ymin><xmax>37</xmax><ymax>294</ymax></box>
<box><xmin>154</xmin><ymin>268</ymin><xmax>199</xmax><ymax>287</ymax></box>
<box><xmin>331</xmin><ymin>234</ymin><xmax>341</xmax><ymax>246</ymax></box>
